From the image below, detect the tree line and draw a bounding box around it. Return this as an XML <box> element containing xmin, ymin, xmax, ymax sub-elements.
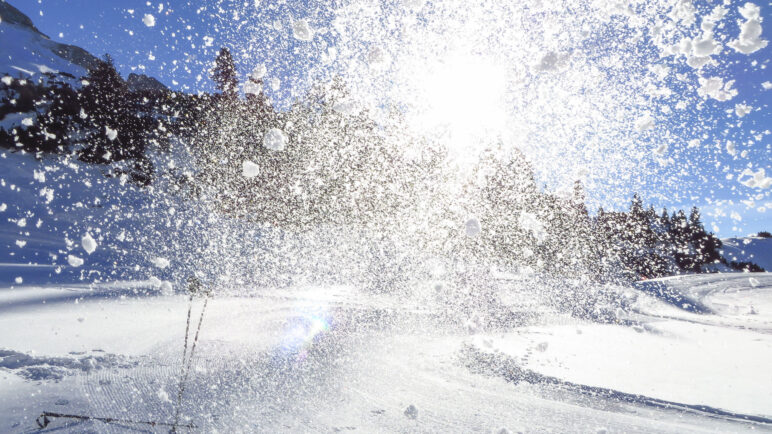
<box><xmin>0</xmin><ymin>47</ymin><xmax>764</xmax><ymax>281</ymax></box>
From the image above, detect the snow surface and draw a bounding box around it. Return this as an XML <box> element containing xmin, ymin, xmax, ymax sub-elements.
<box><xmin>1</xmin><ymin>274</ymin><xmax>770</xmax><ymax>432</ymax></box>
<box><xmin>476</xmin><ymin>273</ymin><xmax>772</xmax><ymax>418</ymax></box>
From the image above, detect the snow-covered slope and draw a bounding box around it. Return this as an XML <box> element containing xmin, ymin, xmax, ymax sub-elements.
<box><xmin>0</xmin><ymin>150</ymin><xmax>153</xmax><ymax>285</ymax></box>
<box><xmin>1</xmin><ymin>274</ymin><xmax>770</xmax><ymax>432</ymax></box>
<box><xmin>721</xmin><ymin>236</ymin><xmax>772</xmax><ymax>271</ymax></box>
<box><xmin>474</xmin><ymin>272</ymin><xmax>772</xmax><ymax>420</ymax></box>
<box><xmin>0</xmin><ymin>146</ymin><xmax>281</xmax><ymax>289</ymax></box>
<box><xmin>0</xmin><ymin>1</ymin><xmax>99</xmax><ymax>80</ymax></box>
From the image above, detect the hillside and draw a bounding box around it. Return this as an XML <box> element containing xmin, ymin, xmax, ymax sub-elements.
<box><xmin>0</xmin><ymin>1</ymin><xmax>99</xmax><ymax>79</ymax></box>
<box><xmin>721</xmin><ymin>236</ymin><xmax>772</xmax><ymax>271</ymax></box>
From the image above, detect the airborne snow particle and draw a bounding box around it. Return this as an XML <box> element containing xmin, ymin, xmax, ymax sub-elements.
<box><xmin>735</xmin><ymin>104</ymin><xmax>752</xmax><ymax>117</ymax></box>
<box><xmin>0</xmin><ymin>76</ymin><xmax>11</xmax><ymax>86</ymax></box>
<box><xmin>367</xmin><ymin>47</ymin><xmax>385</xmax><ymax>65</ymax></box>
<box><xmin>726</xmin><ymin>141</ymin><xmax>737</xmax><ymax>156</ymax></box>
<box><xmin>763</xmin><ymin>81</ymin><xmax>772</xmax><ymax>90</ymax></box>
<box><xmin>697</xmin><ymin>77</ymin><xmax>737</xmax><ymax>101</ymax></box>
<box><xmin>728</xmin><ymin>3</ymin><xmax>768</xmax><ymax>54</ymax></box>
<box><xmin>17</xmin><ymin>218</ymin><xmax>27</xmax><ymax>228</ymax></box>
<box><xmin>270</xmin><ymin>77</ymin><xmax>280</xmax><ymax>91</ymax></box>
<box><xmin>292</xmin><ymin>19</ymin><xmax>314</xmax><ymax>41</ymax></box>
<box><xmin>532</xmin><ymin>51</ymin><xmax>566</xmax><ymax>72</ymax></box>
<box><xmin>203</xmin><ymin>36</ymin><xmax>214</xmax><ymax>47</ymax></box>
<box><xmin>243</xmin><ymin>80</ymin><xmax>262</xmax><ymax>95</ymax></box>
<box><xmin>14</xmin><ymin>277</ymin><xmax>22</xmax><ymax>284</ymax></box>
<box><xmin>81</xmin><ymin>234</ymin><xmax>97</xmax><ymax>254</ymax></box>
<box><xmin>242</xmin><ymin>160</ymin><xmax>260</xmax><ymax>178</ymax></box>
<box><xmin>634</xmin><ymin>114</ymin><xmax>655</xmax><ymax>132</ymax></box>
<box><xmin>39</xmin><ymin>187</ymin><xmax>54</xmax><ymax>204</ymax></box>
<box><xmin>151</xmin><ymin>257</ymin><xmax>171</xmax><ymax>269</ymax></box>
<box><xmin>519</xmin><ymin>212</ymin><xmax>546</xmax><ymax>242</ymax></box>
<box><xmin>332</xmin><ymin>101</ymin><xmax>356</xmax><ymax>115</ymax></box>
<box><xmin>749</xmin><ymin>277</ymin><xmax>760</xmax><ymax>287</ymax></box>
<box><xmin>105</xmin><ymin>126</ymin><xmax>118</xmax><ymax>141</ymax></box>
<box><xmin>67</xmin><ymin>255</ymin><xmax>84</xmax><ymax>267</ymax></box>
<box><xmin>263</xmin><ymin>128</ymin><xmax>287</xmax><ymax>151</ymax></box>
<box><xmin>0</xmin><ymin>203</ymin><xmax>6</xmax><ymax>212</ymax></box>
<box><xmin>654</xmin><ymin>143</ymin><xmax>668</xmax><ymax>156</ymax></box>
<box><xmin>251</xmin><ymin>64</ymin><xmax>267</xmax><ymax>80</ymax></box>
<box><xmin>404</xmin><ymin>404</ymin><xmax>418</xmax><ymax>419</ymax></box>
<box><xmin>157</xmin><ymin>387</ymin><xmax>171</xmax><ymax>403</ymax></box>
<box><xmin>143</xmin><ymin>14</ymin><xmax>156</xmax><ymax>27</ymax></box>
<box><xmin>21</xmin><ymin>117</ymin><xmax>34</xmax><ymax>127</ymax></box>
<box><xmin>464</xmin><ymin>218</ymin><xmax>481</xmax><ymax>237</ymax></box>
<box><xmin>738</xmin><ymin>168</ymin><xmax>772</xmax><ymax>189</ymax></box>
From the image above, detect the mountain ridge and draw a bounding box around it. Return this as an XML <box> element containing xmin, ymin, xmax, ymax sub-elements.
<box><xmin>0</xmin><ymin>1</ymin><xmax>166</xmax><ymax>90</ymax></box>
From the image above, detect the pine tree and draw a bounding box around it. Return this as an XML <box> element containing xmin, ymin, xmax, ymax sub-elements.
<box><xmin>212</xmin><ymin>48</ymin><xmax>238</xmax><ymax>98</ymax></box>
<box><xmin>687</xmin><ymin>207</ymin><xmax>722</xmax><ymax>267</ymax></box>
<box><xmin>660</xmin><ymin>208</ymin><xmax>670</xmax><ymax>228</ymax></box>
<box><xmin>76</xmin><ymin>55</ymin><xmax>156</xmax><ymax>184</ymax></box>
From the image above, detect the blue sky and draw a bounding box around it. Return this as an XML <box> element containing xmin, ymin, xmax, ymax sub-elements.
<box><xmin>8</xmin><ymin>0</ymin><xmax>772</xmax><ymax>237</ymax></box>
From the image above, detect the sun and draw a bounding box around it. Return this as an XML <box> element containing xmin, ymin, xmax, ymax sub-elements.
<box><xmin>406</xmin><ymin>53</ymin><xmax>508</xmax><ymax>161</ymax></box>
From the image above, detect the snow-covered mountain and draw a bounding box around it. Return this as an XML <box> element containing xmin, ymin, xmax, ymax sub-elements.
<box><xmin>721</xmin><ymin>236</ymin><xmax>772</xmax><ymax>271</ymax></box>
<box><xmin>0</xmin><ymin>2</ymin><xmax>168</xmax><ymax>92</ymax></box>
<box><xmin>0</xmin><ymin>1</ymin><xmax>100</xmax><ymax>79</ymax></box>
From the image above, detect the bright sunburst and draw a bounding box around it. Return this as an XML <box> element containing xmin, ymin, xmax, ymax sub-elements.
<box><xmin>407</xmin><ymin>53</ymin><xmax>508</xmax><ymax>160</ymax></box>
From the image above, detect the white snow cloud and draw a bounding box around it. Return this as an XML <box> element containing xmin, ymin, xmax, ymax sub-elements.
<box><xmin>738</xmin><ymin>168</ymin><xmax>772</xmax><ymax>189</ymax></box>
<box><xmin>250</xmin><ymin>64</ymin><xmax>267</xmax><ymax>80</ymax></box>
<box><xmin>243</xmin><ymin>80</ymin><xmax>262</xmax><ymax>95</ymax></box>
<box><xmin>735</xmin><ymin>103</ymin><xmax>752</xmax><ymax>117</ymax></box>
<box><xmin>728</xmin><ymin>3</ymin><xmax>768</xmax><ymax>54</ymax></box>
<box><xmin>697</xmin><ymin>77</ymin><xmax>737</xmax><ymax>101</ymax></box>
